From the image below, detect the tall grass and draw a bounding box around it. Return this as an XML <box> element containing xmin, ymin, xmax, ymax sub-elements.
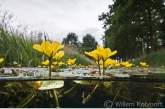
<box><xmin>0</xmin><ymin>26</ymin><xmax>94</xmax><ymax>67</ymax></box>
<box><xmin>0</xmin><ymin>26</ymin><xmax>43</xmax><ymax>67</ymax></box>
<box><xmin>131</xmin><ymin>50</ymin><xmax>165</xmax><ymax>67</ymax></box>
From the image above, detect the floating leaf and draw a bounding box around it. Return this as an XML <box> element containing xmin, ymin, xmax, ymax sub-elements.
<box><xmin>38</xmin><ymin>80</ymin><xmax>64</xmax><ymax>90</ymax></box>
<box><xmin>73</xmin><ymin>80</ymin><xmax>92</xmax><ymax>85</ymax></box>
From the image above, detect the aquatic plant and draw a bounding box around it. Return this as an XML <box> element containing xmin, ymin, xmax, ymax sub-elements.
<box><xmin>41</xmin><ymin>59</ymin><xmax>49</xmax><ymax>66</ymax></box>
<box><xmin>120</xmin><ymin>61</ymin><xmax>133</xmax><ymax>68</ymax></box>
<box><xmin>33</xmin><ymin>40</ymin><xmax>64</xmax><ymax>78</ymax></box>
<box><xmin>140</xmin><ymin>62</ymin><xmax>147</xmax><ymax>67</ymax></box>
<box><xmin>67</xmin><ymin>58</ymin><xmax>76</xmax><ymax>67</ymax></box>
<box><xmin>99</xmin><ymin>58</ymin><xmax>116</xmax><ymax>70</ymax></box>
<box><xmin>85</xmin><ymin>46</ymin><xmax>117</xmax><ymax>75</ymax></box>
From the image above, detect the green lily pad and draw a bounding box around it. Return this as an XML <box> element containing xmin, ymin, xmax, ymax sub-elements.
<box><xmin>73</xmin><ymin>80</ymin><xmax>92</xmax><ymax>85</ymax></box>
<box><xmin>38</xmin><ymin>80</ymin><xmax>64</xmax><ymax>90</ymax></box>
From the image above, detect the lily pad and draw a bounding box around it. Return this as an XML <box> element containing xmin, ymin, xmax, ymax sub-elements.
<box><xmin>131</xmin><ymin>74</ymin><xmax>148</xmax><ymax>76</ymax></box>
<box><xmin>38</xmin><ymin>80</ymin><xmax>64</xmax><ymax>90</ymax></box>
<box><xmin>73</xmin><ymin>80</ymin><xmax>92</xmax><ymax>85</ymax></box>
<box><xmin>112</xmin><ymin>74</ymin><xmax>130</xmax><ymax>78</ymax></box>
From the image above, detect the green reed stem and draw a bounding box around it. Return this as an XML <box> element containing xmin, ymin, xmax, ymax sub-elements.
<box><xmin>82</xmin><ymin>82</ymin><xmax>100</xmax><ymax>104</ymax></box>
<box><xmin>17</xmin><ymin>94</ymin><xmax>35</xmax><ymax>108</ymax></box>
<box><xmin>110</xmin><ymin>83</ymin><xmax>123</xmax><ymax>108</ymax></box>
<box><xmin>103</xmin><ymin>60</ymin><xmax>106</xmax><ymax>75</ymax></box>
<box><xmin>64</xmin><ymin>84</ymin><xmax>77</xmax><ymax>95</ymax></box>
<box><xmin>52</xmin><ymin>89</ymin><xmax>60</xmax><ymax>108</ymax></box>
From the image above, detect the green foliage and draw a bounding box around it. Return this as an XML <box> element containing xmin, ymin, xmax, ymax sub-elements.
<box><xmin>82</xmin><ymin>34</ymin><xmax>98</xmax><ymax>52</ymax></box>
<box><xmin>131</xmin><ymin>50</ymin><xmax>165</xmax><ymax>67</ymax></box>
<box><xmin>0</xmin><ymin>26</ymin><xmax>43</xmax><ymax>67</ymax></box>
<box><xmin>99</xmin><ymin>0</ymin><xmax>165</xmax><ymax>61</ymax></box>
<box><xmin>61</xmin><ymin>32</ymin><xmax>78</xmax><ymax>46</ymax></box>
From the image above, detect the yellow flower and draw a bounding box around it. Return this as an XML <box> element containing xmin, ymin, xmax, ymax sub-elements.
<box><xmin>18</xmin><ymin>64</ymin><xmax>21</xmax><ymax>67</ymax></box>
<box><xmin>84</xmin><ymin>46</ymin><xmax>117</xmax><ymax>76</ymax></box>
<box><xmin>120</xmin><ymin>61</ymin><xmax>129</xmax><ymax>67</ymax></box>
<box><xmin>84</xmin><ymin>47</ymin><xmax>117</xmax><ymax>64</ymax></box>
<box><xmin>140</xmin><ymin>62</ymin><xmax>146</xmax><ymax>67</ymax></box>
<box><xmin>41</xmin><ymin>60</ymin><xmax>49</xmax><ymax>65</ymax></box>
<box><xmin>67</xmin><ymin>58</ymin><xmax>76</xmax><ymax>66</ymax></box>
<box><xmin>100</xmin><ymin>65</ymin><xmax>103</xmax><ymax>69</ymax></box>
<box><xmin>53</xmin><ymin>51</ymin><xmax>64</xmax><ymax>61</ymax></box>
<box><xmin>115</xmin><ymin>63</ymin><xmax>120</xmax><ymax>67</ymax></box>
<box><xmin>38</xmin><ymin>65</ymin><xmax>41</xmax><ymax>68</ymax></box>
<box><xmin>34</xmin><ymin>81</ymin><xmax>42</xmax><ymax>89</ymax></box>
<box><xmin>100</xmin><ymin>58</ymin><xmax>116</xmax><ymax>69</ymax></box>
<box><xmin>33</xmin><ymin>41</ymin><xmax>64</xmax><ymax>58</ymax></box>
<box><xmin>84</xmin><ymin>50</ymin><xmax>100</xmax><ymax>61</ymax></box>
<box><xmin>52</xmin><ymin>61</ymin><xmax>63</xmax><ymax>66</ymax></box>
<box><xmin>0</xmin><ymin>58</ymin><xmax>4</xmax><ymax>63</ymax></box>
<box><xmin>58</xmin><ymin>61</ymin><xmax>63</xmax><ymax>66</ymax></box>
<box><xmin>125</xmin><ymin>64</ymin><xmax>132</xmax><ymax>68</ymax></box>
<box><xmin>52</xmin><ymin>61</ymin><xmax>57</xmax><ymax>65</ymax></box>
<box><xmin>96</xmin><ymin>46</ymin><xmax>117</xmax><ymax>61</ymax></box>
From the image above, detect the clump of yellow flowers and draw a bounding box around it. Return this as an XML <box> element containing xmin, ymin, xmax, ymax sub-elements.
<box><xmin>140</xmin><ymin>62</ymin><xmax>149</xmax><ymax>67</ymax></box>
<box><xmin>41</xmin><ymin>59</ymin><xmax>49</xmax><ymax>66</ymax></box>
<box><xmin>0</xmin><ymin>58</ymin><xmax>4</xmax><ymax>69</ymax></box>
<box><xmin>120</xmin><ymin>61</ymin><xmax>133</xmax><ymax>68</ymax></box>
<box><xmin>33</xmin><ymin>40</ymin><xmax>64</xmax><ymax>78</ymax></box>
<box><xmin>67</xmin><ymin>58</ymin><xmax>76</xmax><ymax>67</ymax></box>
<box><xmin>84</xmin><ymin>46</ymin><xmax>117</xmax><ymax>75</ymax></box>
<box><xmin>0</xmin><ymin>58</ymin><xmax>4</xmax><ymax>63</ymax></box>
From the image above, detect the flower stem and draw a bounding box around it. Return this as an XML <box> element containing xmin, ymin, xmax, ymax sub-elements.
<box><xmin>103</xmin><ymin>61</ymin><xmax>106</xmax><ymax>75</ymax></box>
<box><xmin>142</xmin><ymin>38</ymin><xmax>146</xmax><ymax>61</ymax></box>
<box><xmin>97</xmin><ymin>59</ymin><xmax>101</xmax><ymax>76</ymax></box>
<box><xmin>17</xmin><ymin>94</ymin><xmax>35</xmax><ymax>108</ymax></box>
<box><xmin>98</xmin><ymin>62</ymin><xmax>101</xmax><ymax>76</ymax></box>
<box><xmin>52</xmin><ymin>89</ymin><xmax>60</xmax><ymax>108</ymax></box>
<box><xmin>49</xmin><ymin>58</ymin><xmax>52</xmax><ymax>78</ymax></box>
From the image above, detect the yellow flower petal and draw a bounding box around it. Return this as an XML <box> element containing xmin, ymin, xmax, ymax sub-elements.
<box><xmin>140</xmin><ymin>62</ymin><xmax>146</xmax><ymax>67</ymax></box>
<box><xmin>125</xmin><ymin>64</ymin><xmax>132</xmax><ymax>68</ymax></box>
<box><xmin>67</xmin><ymin>58</ymin><xmax>76</xmax><ymax>66</ymax></box>
<box><xmin>53</xmin><ymin>51</ymin><xmax>64</xmax><ymax>60</ymax></box>
<box><xmin>41</xmin><ymin>41</ymin><xmax>53</xmax><ymax>57</ymax></box>
<box><xmin>33</xmin><ymin>44</ymin><xmax>43</xmax><ymax>52</ymax></box>
<box><xmin>33</xmin><ymin>40</ymin><xmax>64</xmax><ymax>58</ymax></box>
<box><xmin>41</xmin><ymin>60</ymin><xmax>49</xmax><ymax>65</ymax></box>
<box><xmin>58</xmin><ymin>61</ymin><xmax>63</xmax><ymax>66</ymax></box>
<box><xmin>52</xmin><ymin>62</ymin><xmax>57</xmax><ymax>65</ymax></box>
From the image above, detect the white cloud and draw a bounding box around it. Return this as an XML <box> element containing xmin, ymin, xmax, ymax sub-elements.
<box><xmin>0</xmin><ymin>0</ymin><xmax>113</xmax><ymax>46</ymax></box>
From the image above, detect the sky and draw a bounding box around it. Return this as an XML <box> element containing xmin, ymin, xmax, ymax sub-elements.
<box><xmin>0</xmin><ymin>0</ymin><xmax>113</xmax><ymax>46</ymax></box>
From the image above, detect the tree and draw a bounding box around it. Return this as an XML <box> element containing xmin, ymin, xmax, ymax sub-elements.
<box><xmin>82</xmin><ymin>34</ymin><xmax>98</xmax><ymax>52</ymax></box>
<box><xmin>61</xmin><ymin>32</ymin><xmax>78</xmax><ymax>46</ymax></box>
<box><xmin>99</xmin><ymin>0</ymin><xmax>165</xmax><ymax>61</ymax></box>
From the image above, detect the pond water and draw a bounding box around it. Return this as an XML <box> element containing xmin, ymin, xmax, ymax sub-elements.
<box><xmin>0</xmin><ymin>67</ymin><xmax>165</xmax><ymax>108</ymax></box>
